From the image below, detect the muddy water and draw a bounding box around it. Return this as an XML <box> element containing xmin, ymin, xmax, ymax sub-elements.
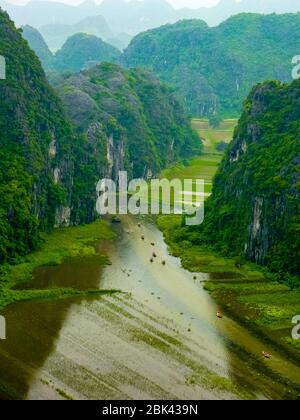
<box><xmin>0</xmin><ymin>216</ymin><xmax>300</xmax><ymax>400</ymax></box>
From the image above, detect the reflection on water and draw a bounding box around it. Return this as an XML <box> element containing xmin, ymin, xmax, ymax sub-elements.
<box><xmin>0</xmin><ymin>298</ymin><xmax>82</xmax><ymax>399</ymax></box>
<box><xmin>16</xmin><ymin>255</ymin><xmax>108</xmax><ymax>291</ymax></box>
<box><xmin>0</xmin><ymin>216</ymin><xmax>300</xmax><ymax>400</ymax></box>
<box><xmin>209</xmin><ymin>272</ymin><xmax>241</xmax><ymax>280</ymax></box>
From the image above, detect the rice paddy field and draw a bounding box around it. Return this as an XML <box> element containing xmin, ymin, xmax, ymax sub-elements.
<box><xmin>192</xmin><ymin>118</ymin><xmax>238</xmax><ymax>154</ymax></box>
<box><xmin>161</xmin><ymin>119</ymin><xmax>238</xmax><ymax>196</ymax></box>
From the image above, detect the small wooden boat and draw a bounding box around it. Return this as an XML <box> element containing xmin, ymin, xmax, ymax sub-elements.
<box><xmin>262</xmin><ymin>351</ymin><xmax>271</xmax><ymax>359</ymax></box>
<box><xmin>216</xmin><ymin>312</ymin><xmax>223</xmax><ymax>319</ymax></box>
<box><xmin>112</xmin><ymin>216</ymin><xmax>121</xmax><ymax>224</ymax></box>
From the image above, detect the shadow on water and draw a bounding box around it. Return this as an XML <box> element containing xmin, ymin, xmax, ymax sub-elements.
<box><xmin>0</xmin><ymin>250</ymin><xmax>111</xmax><ymax>400</ymax></box>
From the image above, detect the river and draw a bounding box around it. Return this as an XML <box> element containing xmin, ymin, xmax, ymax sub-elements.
<box><xmin>0</xmin><ymin>216</ymin><xmax>299</xmax><ymax>400</ymax></box>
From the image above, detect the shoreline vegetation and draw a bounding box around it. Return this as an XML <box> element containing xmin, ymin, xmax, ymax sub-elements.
<box><xmin>157</xmin><ymin>118</ymin><xmax>300</xmax><ymax>361</ymax></box>
<box><xmin>157</xmin><ymin>215</ymin><xmax>300</xmax><ymax>360</ymax></box>
<box><xmin>0</xmin><ymin>220</ymin><xmax>118</xmax><ymax>310</ymax></box>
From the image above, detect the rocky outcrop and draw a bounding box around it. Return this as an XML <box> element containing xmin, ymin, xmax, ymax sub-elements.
<box><xmin>55</xmin><ymin>62</ymin><xmax>201</xmax><ymax>180</ymax></box>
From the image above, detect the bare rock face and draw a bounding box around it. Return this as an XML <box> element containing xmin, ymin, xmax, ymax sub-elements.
<box><xmin>105</xmin><ymin>133</ymin><xmax>125</xmax><ymax>180</ymax></box>
<box><xmin>55</xmin><ymin>206</ymin><xmax>71</xmax><ymax>228</ymax></box>
<box><xmin>245</xmin><ymin>197</ymin><xmax>268</xmax><ymax>264</ymax></box>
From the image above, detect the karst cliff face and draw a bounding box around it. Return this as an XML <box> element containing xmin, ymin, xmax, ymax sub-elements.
<box><xmin>0</xmin><ymin>9</ymin><xmax>75</xmax><ymax>261</ymax></box>
<box><xmin>55</xmin><ymin>62</ymin><xmax>201</xmax><ymax>181</ymax></box>
<box><xmin>200</xmin><ymin>80</ymin><xmax>300</xmax><ymax>282</ymax></box>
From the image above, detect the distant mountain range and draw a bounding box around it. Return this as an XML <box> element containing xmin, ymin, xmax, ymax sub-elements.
<box><xmin>54</xmin><ymin>32</ymin><xmax>121</xmax><ymax>73</ymax></box>
<box><xmin>123</xmin><ymin>14</ymin><xmax>300</xmax><ymax>116</ymax></box>
<box><xmin>1</xmin><ymin>0</ymin><xmax>300</xmax><ymax>38</ymax></box>
<box><xmin>22</xmin><ymin>26</ymin><xmax>122</xmax><ymax>73</ymax></box>
<box><xmin>21</xmin><ymin>11</ymin><xmax>300</xmax><ymax>118</ymax></box>
<box><xmin>22</xmin><ymin>24</ymin><xmax>55</xmax><ymax>70</ymax></box>
<box><xmin>39</xmin><ymin>15</ymin><xmax>113</xmax><ymax>51</ymax></box>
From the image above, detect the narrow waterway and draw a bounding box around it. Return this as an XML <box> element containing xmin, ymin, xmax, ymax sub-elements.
<box><xmin>0</xmin><ymin>216</ymin><xmax>299</xmax><ymax>400</ymax></box>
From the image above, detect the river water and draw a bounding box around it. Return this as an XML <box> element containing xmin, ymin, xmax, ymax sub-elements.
<box><xmin>0</xmin><ymin>216</ymin><xmax>299</xmax><ymax>400</ymax></box>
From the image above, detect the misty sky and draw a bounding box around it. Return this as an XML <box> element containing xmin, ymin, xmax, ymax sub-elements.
<box><xmin>8</xmin><ymin>0</ymin><xmax>222</xmax><ymax>9</ymax></box>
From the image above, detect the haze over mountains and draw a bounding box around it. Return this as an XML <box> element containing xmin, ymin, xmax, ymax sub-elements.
<box><xmin>1</xmin><ymin>0</ymin><xmax>300</xmax><ymax>51</ymax></box>
<box><xmin>21</xmin><ymin>26</ymin><xmax>122</xmax><ymax>73</ymax></box>
<box><xmin>39</xmin><ymin>15</ymin><xmax>113</xmax><ymax>51</ymax></box>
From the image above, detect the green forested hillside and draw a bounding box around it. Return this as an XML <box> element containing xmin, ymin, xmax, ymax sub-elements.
<box><xmin>21</xmin><ymin>25</ymin><xmax>54</xmax><ymax>72</ymax></box>
<box><xmin>0</xmin><ymin>10</ymin><xmax>74</xmax><ymax>263</ymax></box>
<box><xmin>21</xmin><ymin>29</ymin><xmax>122</xmax><ymax>74</ymax></box>
<box><xmin>54</xmin><ymin>33</ymin><xmax>121</xmax><ymax>73</ymax></box>
<box><xmin>123</xmin><ymin>14</ymin><xmax>300</xmax><ymax>117</ymax></box>
<box><xmin>0</xmin><ymin>8</ymin><xmax>201</xmax><ymax>258</ymax></box>
<box><xmin>54</xmin><ymin>62</ymin><xmax>201</xmax><ymax>184</ymax></box>
<box><xmin>191</xmin><ymin>80</ymin><xmax>300</xmax><ymax>286</ymax></box>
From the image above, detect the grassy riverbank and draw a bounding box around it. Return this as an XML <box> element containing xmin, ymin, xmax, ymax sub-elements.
<box><xmin>157</xmin><ymin>215</ymin><xmax>300</xmax><ymax>358</ymax></box>
<box><xmin>0</xmin><ymin>220</ymin><xmax>117</xmax><ymax>310</ymax></box>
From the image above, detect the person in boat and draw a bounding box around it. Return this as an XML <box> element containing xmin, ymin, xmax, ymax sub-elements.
<box><xmin>217</xmin><ymin>311</ymin><xmax>223</xmax><ymax>319</ymax></box>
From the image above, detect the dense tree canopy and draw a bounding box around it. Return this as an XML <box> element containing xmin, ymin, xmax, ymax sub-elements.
<box><xmin>123</xmin><ymin>14</ymin><xmax>300</xmax><ymax>117</ymax></box>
